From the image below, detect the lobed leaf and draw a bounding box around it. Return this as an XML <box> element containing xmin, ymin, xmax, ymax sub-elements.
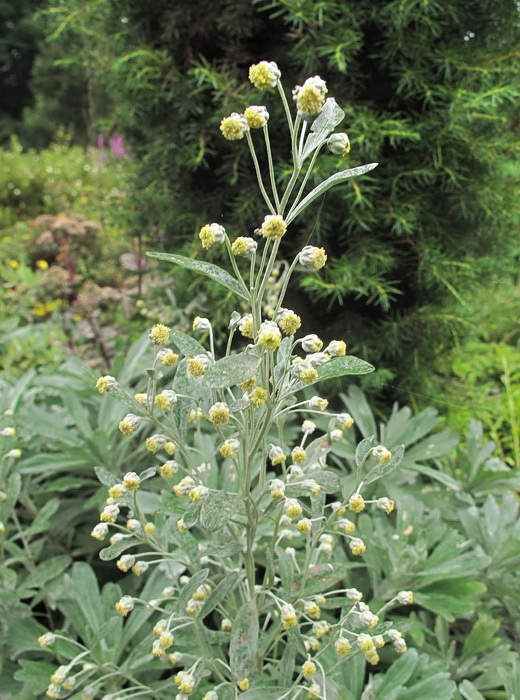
<box><xmin>199</xmin><ymin>571</ymin><xmax>242</xmax><ymax>619</ymax></box>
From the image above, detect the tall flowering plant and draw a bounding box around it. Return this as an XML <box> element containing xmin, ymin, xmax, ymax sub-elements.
<box><xmin>40</xmin><ymin>62</ymin><xmax>412</xmax><ymax>700</ymax></box>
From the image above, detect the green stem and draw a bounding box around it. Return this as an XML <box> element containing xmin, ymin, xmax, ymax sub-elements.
<box><xmin>277</xmin><ymin>80</ymin><xmax>294</xmax><ymax>138</ymax></box>
<box><xmin>263</xmin><ymin>124</ymin><xmax>280</xmax><ymax>211</ymax></box>
<box><xmin>246</xmin><ymin>131</ymin><xmax>276</xmax><ymax>214</ymax></box>
<box><xmin>286</xmin><ymin>141</ymin><xmax>325</xmax><ymax>221</ymax></box>
<box><xmin>224</xmin><ymin>236</ymin><xmax>251</xmax><ymax>299</ymax></box>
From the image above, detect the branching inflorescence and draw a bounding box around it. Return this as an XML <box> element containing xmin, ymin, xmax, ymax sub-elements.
<box><xmin>39</xmin><ymin>61</ymin><xmax>413</xmax><ymax>700</ymax></box>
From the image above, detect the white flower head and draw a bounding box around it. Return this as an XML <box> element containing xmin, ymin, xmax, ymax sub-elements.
<box><xmin>302</xmin><ymin>419</ymin><xmax>316</xmax><ymax>434</ymax></box>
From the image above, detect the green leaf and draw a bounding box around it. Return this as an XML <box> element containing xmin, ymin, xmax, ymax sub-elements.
<box><xmin>374</xmin><ymin>648</ymin><xmax>419</xmax><ymax>695</ymax></box>
<box><xmin>279</xmin><ymin>643</ymin><xmax>296</xmax><ymax>687</ymax></box>
<box><xmin>210</xmin><ymin>541</ymin><xmax>244</xmax><ymax>558</ymax></box>
<box><xmin>340</xmin><ymin>386</ymin><xmax>377</xmax><ymax>438</ymax></box>
<box><xmin>230</xmin><ymin>599</ymin><xmax>259</xmax><ymax>681</ymax></box>
<box><xmin>94</xmin><ymin>466</ymin><xmax>120</xmax><ymax>488</ymax></box>
<box><xmin>99</xmin><ymin>539</ymin><xmax>136</xmax><ymax>561</ymax></box>
<box><xmin>461</xmin><ymin>616</ymin><xmax>501</xmax><ymax>662</ymax></box>
<box><xmin>239</xmin><ymin>688</ymin><xmax>292</xmax><ymax>700</ymax></box>
<box><xmin>287</xmin><ymin>164</ymin><xmax>378</xmax><ymax>223</ymax></box>
<box><xmin>200</xmin><ymin>491</ymin><xmax>243</xmax><ymax>532</ymax></box>
<box><xmin>147</xmin><ymin>252</ymin><xmax>249</xmax><ymax>300</ymax></box>
<box><xmin>363</xmin><ymin>445</ymin><xmax>405</xmax><ymax>485</ymax></box>
<box><xmin>355</xmin><ymin>435</ymin><xmax>375</xmax><ymax>468</ymax></box>
<box><xmin>458</xmin><ymin>680</ymin><xmax>487</xmax><ymax>700</ymax></box>
<box><xmin>396</xmin><ymin>671</ymin><xmax>456</xmax><ymax>700</ymax></box>
<box><xmin>286</xmin><ymin>622</ymin><xmax>308</xmax><ymax>657</ymax></box>
<box><xmin>308</xmin><ymin>469</ymin><xmax>341</xmax><ymax>491</ymax></box>
<box><xmin>170</xmin><ymin>330</ymin><xmax>207</xmax><ymax>357</ymax></box>
<box><xmin>318</xmin><ymin>355</ymin><xmax>374</xmax><ymax>381</ymax></box>
<box><xmin>183</xmin><ymin>501</ymin><xmax>202</xmax><ymax>528</ymax></box>
<box><xmin>199</xmin><ymin>571</ymin><xmax>241</xmax><ymax>619</ymax></box>
<box><xmin>2</xmin><ymin>472</ymin><xmax>21</xmax><ymax>516</ymax></box>
<box><xmin>413</xmin><ymin>592</ymin><xmax>477</xmax><ymax>621</ymax></box>
<box><xmin>344</xmin><ymin>653</ymin><xmax>366</xmax><ymax>698</ymax></box>
<box><xmin>22</xmin><ymin>498</ymin><xmax>60</xmax><ymax>538</ymax></box>
<box><xmin>288</xmin><ymin>356</ymin><xmax>374</xmax><ymax>395</ymax></box>
<box><xmin>302</xmin><ymin>98</ymin><xmax>345</xmax><ymax>160</ymax></box>
<box><xmin>177</xmin><ymin>568</ymin><xmax>209</xmax><ymax>614</ymax></box>
<box><xmin>22</xmin><ymin>555</ymin><xmax>71</xmax><ymax>590</ymax></box>
<box><xmin>277</xmin><ymin>546</ymin><xmax>294</xmax><ymax>592</ymax></box>
<box><xmin>13</xmin><ymin>659</ymin><xmax>57</xmax><ymax>693</ymax></box>
<box><xmin>70</xmin><ymin>562</ymin><xmax>103</xmax><ymax>635</ymax></box>
<box><xmin>204</xmin><ymin>351</ymin><xmax>261</xmax><ymax>389</ymax></box>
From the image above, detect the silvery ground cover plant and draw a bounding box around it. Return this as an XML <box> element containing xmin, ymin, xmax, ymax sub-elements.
<box><xmin>16</xmin><ymin>60</ymin><xmax>484</xmax><ymax>699</ymax></box>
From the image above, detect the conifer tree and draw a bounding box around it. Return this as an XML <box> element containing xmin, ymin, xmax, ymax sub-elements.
<box><xmin>37</xmin><ymin>0</ymin><xmax>520</xmax><ymax>394</ymax></box>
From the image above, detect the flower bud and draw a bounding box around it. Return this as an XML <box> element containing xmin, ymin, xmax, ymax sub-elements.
<box><xmin>327</xmin><ymin>132</ymin><xmax>351</xmax><ymax>155</ymax></box>
<box><xmin>298</xmin><ymin>245</ymin><xmax>327</xmax><ymax>269</ymax></box>
<box><xmin>193</xmin><ymin>316</ymin><xmax>211</xmax><ymax>332</ymax></box>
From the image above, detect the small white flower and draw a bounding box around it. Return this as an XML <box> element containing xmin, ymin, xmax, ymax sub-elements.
<box><xmin>306</xmin><ymin>351</ymin><xmax>329</xmax><ymax>366</ymax></box>
<box><xmin>300</xmin><ymin>334</ymin><xmax>323</xmax><ymax>353</ymax></box>
<box><xmin>308</xmin><ymin>396</ymin><xmax>328</xmax><ymax>411</ymax></box>
<box><xmin>193</xmin><ymin>316</ymin><xmax>212</xmax><ymax>332</ymax></box>
<box><xmin>327</xmin><ymin>132</ymin><xmax>350</xmax><ymax>155</ymax></box>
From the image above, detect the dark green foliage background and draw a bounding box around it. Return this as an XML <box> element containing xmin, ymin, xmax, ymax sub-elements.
<box><xmin>97</xmin><ymin>0</ymin><xmax>519</xmax><ymax>393</ymax></box>
<box><xmin>8</xmin><ymin>0</ymin><xmax>520</xmax><ymax>397</ymax></box>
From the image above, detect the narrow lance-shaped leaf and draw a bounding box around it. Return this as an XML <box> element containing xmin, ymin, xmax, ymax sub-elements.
<box><xmin>177</xmin><ymin>569</ymin><xmax>209</xmax><ymax>614</ymax></box>
<box><xmin>287</xmin><ymin>163</ymin><xmax>378</xmax><ymax>224</ymax></box>
<box><xmin>199</xmin><ymin>571</ymin><xmax>242</xmax><ymax>619</ymax></box>
<box><xmin>147</xmin><ymin>252</ymin><xmax>250</xmax><ymax>300</ymax></box>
